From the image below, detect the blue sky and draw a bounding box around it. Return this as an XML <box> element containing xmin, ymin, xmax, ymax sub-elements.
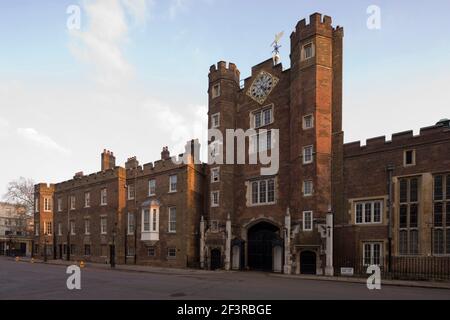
<box><xmin>0</xmin><ymin>0</ymin><xmax>450</xmax><ymax>193</ymax></box>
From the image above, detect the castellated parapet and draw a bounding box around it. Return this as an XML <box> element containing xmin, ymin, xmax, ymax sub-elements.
<box><xmin>344</xmin><ymin>123</ymin><xmax>450</xmax><ymax>156</ymax></box>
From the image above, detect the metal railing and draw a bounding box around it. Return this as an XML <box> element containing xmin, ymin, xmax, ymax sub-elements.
<box><xmin>335</xmin><ymin>256</ymin><xmax>450</xmax><ymax>281</ymax></box>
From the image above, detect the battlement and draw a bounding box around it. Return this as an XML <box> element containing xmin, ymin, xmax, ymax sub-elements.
<box><xmin>291</xmin><ymin>12</ymin><xmax>341</xmax><ymax>41</ymax></box>
<box><xmin>34</xmin><ymin>183</ymin><xmax>55</xmax><ymax>193</ymax></box>
<box><xmin>54</xmin><ymin>167</ymin><xmax>125</xmax><ymax>192</ymax></box>
<box><xmin>344</xmin><ymin>123</ymin><xmax>450</xmax><ymax>156</ymax></box>
<box><xmin>209</xmin><ymin>61</ymin><xmax>240</xmax><ymax>84</ymax></box>
<box><xmin>125</xmin><ymin>140</ymin><xmax>201</xmax><ymax>179</ymax></box>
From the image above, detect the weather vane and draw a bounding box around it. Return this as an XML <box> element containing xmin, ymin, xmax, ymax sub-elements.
<box><xmin>271</xmin><ymin>31</ymin><xmax>284</xmax><ymax>65</ymax></box>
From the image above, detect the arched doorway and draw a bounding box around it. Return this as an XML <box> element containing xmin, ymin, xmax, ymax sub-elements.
<box><xmin>247</xmin><ymin>222</ymin><xmax>280</xmax><ymax>271</ymax></box>
<box><xmin>210</xmin><ymin>248</ymin><xmax>221</xmax><ymax>270</ymax></box>
<box><xmin>300</xmin><ymin>250</ymin><xmax>317</xmax><ymax>275</ymax></box>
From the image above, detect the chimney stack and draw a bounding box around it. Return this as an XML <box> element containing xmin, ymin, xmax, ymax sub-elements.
<box><xmin>101</xmin><ymin>149</ymin><xmax>116</xmax><ymax>171</ymax></box>
<box><xmin>161</xmin><ymin>146</ymin><xmax>170</xmax><ymax>160</ymax></box>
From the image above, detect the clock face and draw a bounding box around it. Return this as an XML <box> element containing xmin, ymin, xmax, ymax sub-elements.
<box><xmin>247</xmin><ymin>71</ymin><xmax>279</xmax><ymax>104</ymax></box>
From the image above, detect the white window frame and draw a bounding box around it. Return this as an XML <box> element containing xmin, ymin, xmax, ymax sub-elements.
<box><xmin>148</xmin><ymin>179</ymin><xmax>156</xmax><ymax>196</ymax></box>
<box><xmin>303</xmin><ymin>180</ymin><xmax>314</xmax><ymax>197</ymax></box>
<box><xmin>168</xmin><ymin>207</ymin><xmax>177</xmax><ymax>233</ymax></box>
<box><xmin>127</xmin><ymin>213</ymin><xmax>135</xmax><ymax>235</ymax></box>
<box><xmin>169</xmin><ymin>175</ymin><xmax>177</xmax><ymax>193</ymax></box>
<box><xmin>211</xmin><ymin>167</ymin><xmax>220</xmax><ymax>183</ymax></box>
<box><xmin>127</xmin><ymin>184</ymin><xmax>135</xmax><ymax>200</ymax></box>
<box><xmin>303</xmin><ymin>211</ymin><xmax>313</xmax><ymax>231</ymax></box>
<box><xmin>35</xmin><ymin>222</ymin><xmax>40</xmax><ymax>236</ymax></box>
<box><xmin>100</xmin><ymin>188</ymin><xmax>108</xmax><ymax>206</ymax></box>
<box><xmin>211</xmin><ymin>112</ymin><xmax>220</xmax><ymax>129</ymax></box>
<box><xmin>84</xmin><ymin>192</ymin><xmax>90</xmax><ymax>208</ymax></box>
<box><xmin>142</xmin><ymin>209</ymin><xmax>150</xmax><ymax>232</ymax></box>
<box><xmin>70</xmin><ymin>195</ymin><xmax>76</xmax><ymax>210</ymax></box>
<box><xmin>100</xmin><ymin>217</ymin><xmax>107</xmax><ymax>235</ymax></box>
<box><xmin>212</xmin><ymin>83</ymin><xmax>221</xmax><ymax>99</ymax></box>
<box><xmin>84</xmin><ymin>219</ymin><xmax>90</xmax><ymax>235</ymax></box>
<box><xmin>363</xmin><ymin>242</ymin><xmax>383</xmax><ymax>266</ymax></box>
<box><xmin>251</xmin><ymin>105</ymin><xmax>274</xmax><ymax>129</ymax></box>
<box><xmin>58</xmin><ymin>223</ymin><xmax>62</xmax><ymax>236</ymax></box>
<box><xmin>302</xmin><ymin>114</ymin><xmax>314</xmax><ymax>130</ymax></box>
<box><xmin>403</xmin><ymin>149</ymin><xmax>416</xmax><ymax>167</ymax></box>
<box><xmin>250</xmin><ymin>178</ymin><xmax>276</xmax><ymax>206</ymax></box>
<box><xmin>211</xmin><ymin>191</ymin><xmax>220</xmax><ymax>207</ymax></box>
<box><xmin>70</xmin><ymin>221</ymin><xmax>76</xmax><ymax>235</ymax></box>
<box><xmin>355</xmin><ymin>200</ymin><xmax>384</xmax><ymax>225</ymax></box>
<box><xmin>303</xmin><ymin>145</ymin><xmax>314</xmax><ymax>165</ymax></box>
<box><xmin>35</xmin><ymin>198</ymin><xmax>39</xmax><ymax>213</ymax></box>
<box><xmin>44</xmin><ymin>221</ymin><xmax>53</xmax><ymax>235</ymax></box>
<box><xmin>44</xmin><ymin>197</ymin><xmax>52</xmax><ymax>212</ymax></box>
<box><xmin>167</xmin><ymin>247</ymin><xmax>177</xmax><ymax>258</ymax></box>
<box><xmin>57</xmin><ymin>198</ymin><xmax>62</xmax><ymax>212</ymax></box>
<box><xmin>301</xmin><ymin>42</ymin><xmax>315</xmax><ymax>61</ymax></box>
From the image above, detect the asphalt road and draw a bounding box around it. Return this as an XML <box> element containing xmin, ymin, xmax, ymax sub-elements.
<box><xmin>1</xmin><ymin>258</ymin><xmax>450</xmax><ymax>300</ymax></box>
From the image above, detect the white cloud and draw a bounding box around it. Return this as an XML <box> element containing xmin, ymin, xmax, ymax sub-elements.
<box><xmin>17</xmin><ymin>128</ymin><xmax>71</xmax><ymax>155</ymax></box>
<box><xmin>169</xmin><ymin>0</ymin><xmax>190</xmax><ymax>20</ymax></box>
<box><xmin>69</xmin><ymin>0</ymin><xmax>152</xmax><ymax>87</ymax></box>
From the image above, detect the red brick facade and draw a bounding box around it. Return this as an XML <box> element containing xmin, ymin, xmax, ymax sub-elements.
<box><xmin>33</xmin><ymin>13</ymin><xmax>450</xmax><ymax>275</ymax></box>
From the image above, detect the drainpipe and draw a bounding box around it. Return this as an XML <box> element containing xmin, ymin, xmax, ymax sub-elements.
<box><xmin>284</xmin><ymin>207</ymin><xmax>291</xmax><ymax>274</ymax></box>
<box><xmin>225</xmin><ymin>214</ymin><xmax>231</xmax><ymax>271</ymax></box>
<box><xmin>200</xmin><ymin>216</ymin><xmax>205</xmax><ymax>269</ymax></box>
<box><xmin>325</xmin><ymin>206</ymin><xmax>334</xmax><ymax>276</ymax></box>
<box><xmin>387</xmin><ymin>165</ymin><xmax>394</xmax><ymax>273</ymax></box>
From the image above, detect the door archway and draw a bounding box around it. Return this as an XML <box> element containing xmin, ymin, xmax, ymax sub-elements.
<box><xmin>247</xmin><ymin>222</ymin><xmax>280</xmax><ymax>271</ymax></box>
<box><xmin>300</xmin><ymin>250</ymin><xmax>317</xmax><ymax>275</ymax></box>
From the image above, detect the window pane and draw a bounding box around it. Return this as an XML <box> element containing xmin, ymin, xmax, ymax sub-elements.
<box><xmin>364</xmin><ymin>244</ymin><xmax>371</xmax><ymax>265</ymax></box>
<box><xmin>252</xmin><ymin>182</ymin><xmax>258</xmax><ymax>204</ymax></box>
<box><xmin>400</xmin><ymin>205</ymin><xmax>408</xmax><ymax>229</ymax></box>
<box><xmin>434</xmin><ymin>175</ymin><xmax>443</xmax><ymax>201</ymax></box>
<box><xmin>263</xmin><ymin>109</ymin><xmax>272</xmax><ymax>125</ymax></box>
<box><xmin>356</xmin><ymin>204</ymin><xmax>363</xmax><ymax>224</ymax></box>
<box><xmin>259</xmin><ymin>181</ymin><xmax>267</xmax><ymax>203</ymax></box>
<box><xmin>434</xmin><ymin>229</ymin><xmax>444</xmax><ymax>255</ymax></box>
<box><xmin>434</xmin><ymin>203</ymin><xmax>443</xmax><ymax>227</ymax></box>
<box><xmin>373</xmin><ymin>244</ymin><xmax>381</xmax><ymax>265</ymax></box>
<box><xmin>364</xmin><ymin>203</ymin><xmax>372</xmax><ymax>223</ymax></box>
<box><xmin>152</xmin><ymin>209</ymin><xmax>157</xmax><ymax>232</ymax></box>
<box><xmin>373</xmin><ymin>202</ymin><xmax>381</xmax><ymax>223</ymax></box>
<box><xmin>446</xmin><ymin>175</ymin><xmax>450</xmax><ymax>200</ymax></box>
<box><xmin>410</xmin><ymin>178</ymin><xmax>418</xmax><ymax>202</ymax></box>
<box><xmin>254</xmin><ymin>112</ymin><xmax>261</xmax><ymax>128</ymax></box>
<box><xmin>446</xmin><ymin>229</ymin><xmax>450</xmax><ymax>254</ymax></box>
<box><xmin>446</xmin><ymin>203</ymin><xmax>450</xmax><ymax>227</ymax></box>
<box><xmin>143</xmin><ymin>210</ymin><xmax>150</xmax><ymax>231</ymax></box>
<box><xmin>410</xmin><ymin>204</ymin><xmax>418</xmax><ymax>228</ymax></box>
<box><xmin>400</xmin><ymin>180</ymin><xmax>408</xmax><ymax>203</ymax></box>
<box><xmin>409</xmin><ymin>230</ymin><xmax>419</xmax><ymax>255</ymax></box>
<box><xmin>267</xmin><ymin>180</ymin><xmax>275</xmax><ymax>202</ymax></box>
<box><xmin>399</xmin><ymin>231</ymin><xmax>408</xmax><ymax>255</ymax></box>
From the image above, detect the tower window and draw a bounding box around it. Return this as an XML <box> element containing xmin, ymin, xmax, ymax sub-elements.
<box><xmin>303</xmin><ymin>114</ymin><xmax>314</xmax><ymax>130</ymax></box>
<box><xmin>302</xmin><ymin>146</ymin><xmax>314</xmax><ymax>164</ymax></box>
<box><xmin>211</xmin><ymin>113</ymin><xmax>220</xmax><ymax>128</ymax></box>
<box><xmin>303</xmin><ymin>180</ymin><xmax>313</xmax><ymax>197</ymax></box>
<box><xmin>212</xmin><ymin>84</ymin><xmax>221</xmax><ymax>99</ymax></box>
<box><xmin>303</xmin><ymin>211</ymin><xmax>313</xmax><ymax>231</ymax></box>
<box><xmin>302</xmin><ymin>43</ymin><xmax>315</xmax><ymax>61</ymax></box>
<box><xmin>211</xmin><ymin>167</ymin><xmax>220</xmax><ymax>183</ymax></box>
<box><xmin>211</xmin><ymin>191</ymin><xmax>220</xmax><ymax>207</ymax></box>
<box><xmin>404</xmin><ymin>150</ymin><xmax>416</xmax><ymax>166</ymax></box>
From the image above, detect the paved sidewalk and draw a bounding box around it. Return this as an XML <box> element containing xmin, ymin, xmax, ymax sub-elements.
<box><xmin>8</xmin><ymin>256</ymin><xmax>450</xmax><ymax>290</ymax></box>
<box><xmin>270</xmin><ymin>273</ymin><xmax>450</xmax><ymax>290</ymax></box>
